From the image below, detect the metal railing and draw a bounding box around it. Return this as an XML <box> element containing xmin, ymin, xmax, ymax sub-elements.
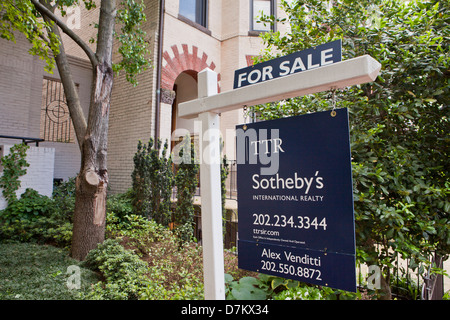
<box><xmin>170</xmin><ymin>159</ymin><xmax>238</xmax><ymax>249</ymax></box>
<box><xmin>422</xmin><ymin>253</ymin><xmax>445</xmax><ymax>300</ymax></box>
<box><xmin>356</xmin><ymin>251</ymin><xmax>447</xmax><ymax>300</ymax></box>
<box><xmin>0</xmin><ymin>135</ymin><xmax>44</xmax><ymax>146</ymax></box>
<box><xmin>193</xmin><ymin>211</ymin><xmax>238</xmax><ymax>250</ymax></box>
<box><xmin>225</xmin><ymin>160</ymin><xmax>237</xmax><ymax>200</ymax></box>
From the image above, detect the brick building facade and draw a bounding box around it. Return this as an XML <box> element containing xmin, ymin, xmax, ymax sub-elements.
<box><xmin>0</xmin><ymin>0</ymin><xmax>288</xmax><ymax>194</ymax></box>
<box><xmin>0</xmin><ymin>34</ymin><xmax>92</xmax><ymax>181</ymax></box>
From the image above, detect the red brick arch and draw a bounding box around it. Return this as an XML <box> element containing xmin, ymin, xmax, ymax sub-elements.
<box><xmin>161</xmin><ymin>44</ymin><xmax>220</xmax><ymax>92</ymax></box>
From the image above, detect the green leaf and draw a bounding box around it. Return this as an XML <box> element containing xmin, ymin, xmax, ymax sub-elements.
<box><xmin>254</xmin><ymin>0</ymin><xmax>450</xmax><ymax>299</ymax></box>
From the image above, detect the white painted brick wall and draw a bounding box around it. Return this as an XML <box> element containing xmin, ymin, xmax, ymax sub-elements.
<box><xmin>0</xmin><ymin>145</ymin><xmax>55</xmax><ymax>210</ymax></box>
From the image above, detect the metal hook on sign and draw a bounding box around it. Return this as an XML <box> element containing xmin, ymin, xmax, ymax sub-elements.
<box><xmin>243</xmin><ymin>105</ymin><xmax>248</xmax><ymax>130</ymax></box>
<box><xmin>330</xmin><ymin>87</ymin><xmax>337</xmax><ymax>117</ymax></box>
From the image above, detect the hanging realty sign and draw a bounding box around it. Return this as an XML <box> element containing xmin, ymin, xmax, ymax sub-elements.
<box><xmin>178</xmin><ymin>46</ymin><xmax>380</xmax><ymax>299</ymax></box>
<box><xmin>234</xmin><ymin>40</ymin><xmax>342</xmax><ymax>89</ymax></box>
<box><xmin>236</xmin><ymin>108</ymin><xmax>357</xmax><ymax>292</ymax></box>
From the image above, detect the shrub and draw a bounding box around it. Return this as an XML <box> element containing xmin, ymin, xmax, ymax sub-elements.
<box><xmin>173</xmin><ymin>136</ymin><xmax>199</xmax><ymax>242</ymax></box>
<box><xmin>52</xmin><ymin>177</ymin><xmax>76</xmax><ymax>219</ymax></box>
<box><xmin>0</xmin><ymin>188</ymin><xmax>53</xmax><ymax>242</ymax></box>
<box><xmin>131</xmin><ymin>139</ymin><xmax>174</xmax><ymax>226</ymax></box>
<box><xmin>254</xmin><ymin>0</ymin><xmax>450</xmax><ymax>299</ymax></box>
<box><xmin>130</xmin><ymin>138</ymin><xmax>229</xmax><ymax>245</ymax></box>
<box><xmin>106</xmin><ymin>189</ymin><xmax>134</xmax><ymax>223</ymax></box>
<box><xmin>0</xmin><ymin>188</ymin><xmax>73</xmax><ymax>247</ymax></box>
<box><xmin>141</xmin><ymin>240</ymin><xmax>205</xmax><ymax>300</ymax></box>
<box><xmin>225</xmin><ymin>274</ymin><xmax>270</xmax><ymax>300</ymax></box>
<box><xmin>273</xmin><ymin>285</ymin><xmax>324</xmax><ymax>300</ymax></box>
<box><xmin>82</xmin><ymin>231</ymin><xmax>206</xmax><ymax>300</ymax></box>
<box><xmin>1</xmin><ymin>188</ymin><xmax>53</xmax><ymax>222</ymax></box>
<box><xmin>106</xmin><ymin>209</ymin><xmax>205</xmax><ymax>299</ymax></box>
<box><xmin>82</xmin><ymin>239</ymin><xmax>150</xmax><ymax>300</ymax></box>
<box><xmin>0</xmin><ymin>143</ymin><xmax>29</xmax><ymax>204</ymax></box>
<box><xmin>106</xmin><ymin>211</ymin><xmax>170</xmax><ymax>256</ymax></box>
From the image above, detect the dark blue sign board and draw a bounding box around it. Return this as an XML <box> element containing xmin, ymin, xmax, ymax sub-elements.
<box><xmin>234</xmin><ymin>40</ymin><xmax>342</xmax><ymax>89</ymax></box>
<box><xmin>236</xmin><ymin>108</ymin><xmax>356</xmax><ymax>292</ymax></box>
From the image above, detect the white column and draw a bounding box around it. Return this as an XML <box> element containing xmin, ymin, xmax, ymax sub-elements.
<box><xmin>197</xmin><ymin>68</ymin><xmax>225</xmax><ymax>300</ymax></box>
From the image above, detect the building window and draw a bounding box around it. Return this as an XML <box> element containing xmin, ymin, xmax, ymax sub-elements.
<box><xmin>40</xmin><ymin>77</ymin><xmax>77</xmax><ymax>143</ymax></box>
<box><xmin>179</xmin><ymin>0</ymin><xmax>208</xmax><ymax>28</ymax></box>
<box><xmin>251</xmin><ymin>0</ymin><xmax>275</xmax><ymax>32</ymax></box>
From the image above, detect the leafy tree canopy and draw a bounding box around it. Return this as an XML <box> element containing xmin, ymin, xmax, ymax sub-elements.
<box><xmin>254</xmin><ymin>0</ymin><xmax>449</xmax><ymax>279</ymax></box>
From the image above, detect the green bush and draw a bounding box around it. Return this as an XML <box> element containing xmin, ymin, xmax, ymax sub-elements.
<box><xmin>149</xmin><ymin>238</ymin><xmax>205</xmax><ymax>299</ymax></box>
<box><xmin>225</xmin><ymin>274</ymin><xmax>270</xmax><ymax>300</ymax></box>
<box><xmin>273</xmin><ymin>285</ymin><xmax>324</xmax><ymax>300</ymax></box>
<box><xmin>131</xmin><ymin>138</ymin><xmax>174</xmax><ymax>225</ymax></box>
<box><xmin>173</xmin><ymin>136</ymin><xmax>199</xmax><ymax>242</ymax></box>
<box><xmin>0</xmin><ymin>143</ymin><xmax>29</xmax><ymax>204</ymax></box>
<box><xmin>1</xmin><ymin>188</ymin><xmax>53</xmax><ymax>222</ymax></box>
<box><xmin>130</xmin><ymin>138</ymin><xmax>230</xmax><ymax>245</ymax></box>
<box><xmin>0</xmin><ymin>189</ymin><xmax>53</xmax><ymax>242</ymax></box>
<box><xmin>106</xmin><ymin>189</ymin><xmax>134</xmax><ymax>222</ymax></box>
<box><xmin>81</xmin><ymin>233</ymin><xmax>205</xmax><ymax>300</ymax></box>
<box><xmin>253</xmin><ymin>0</ymin><xmax>450</xmax><ymax>299</ymax></box>
<box><xmin>82</xmin><ymin>239</ymin><xmax>150</xmax><ymax>300</ymax></box>
<box><xmin>107</xmin><ymin>208</ymin><xmax>205</xmax><ymax>299</ymax></box>
<box><xmin>106</xmin><ymin>211</ymin><xmax>170</xmax><ymax>256</ymax></box>
<box><xmin>0</xmin><ymin>188</ymin><xmax>73</xmax><ymax>247</ymax></box>
<box><xmin>52</xmin><ymin>177</ymin><xmax>76</xmax><ymax>219</ymax></box>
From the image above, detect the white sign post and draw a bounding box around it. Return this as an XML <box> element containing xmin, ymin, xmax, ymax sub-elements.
<box><xmin>179</xmin><ymin>55</ymin><xmax>381</xmax><ymax>300</ymax></box>
<box><xmin>196</xmin><ymin>69</ymin><xmax>225</xmax><ymax>300</ymax></box>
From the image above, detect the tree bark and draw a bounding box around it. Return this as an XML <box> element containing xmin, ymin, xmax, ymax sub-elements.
<box><xmin>70</xmin><ymin>171</ymin><xmax>107</xmax><ymax>260</ymax></box>
<box><xmin>34</xmin><ymin>0</ymin><xmax>117</xmax><ymax>260</ymax></box>
<box><xmin>70</xmin><ymin>61</ymin><xmax>114</xmax><ymax>260</ymax></box>
<box><xmin>379</xmin><ymin>270</ymin><xmax>392</xmax><ymax>300</ymax></box>
<box><xmin>69</xmin><ymin>0</ymin><xmax>116</xmax><ymax>260</ymax></box>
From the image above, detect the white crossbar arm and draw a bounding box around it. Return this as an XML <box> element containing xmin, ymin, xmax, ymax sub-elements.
<box><xmin>178</xmin><ymin>55</ymin><xmax>381</xmax><ymax>119</ymax></box>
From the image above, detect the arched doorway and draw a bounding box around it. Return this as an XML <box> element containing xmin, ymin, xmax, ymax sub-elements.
<box><xmin>170</xmin><ymin>71</ymin><xmax>202</xmax><ymax>242</ymax></box>
<box><xmin>171</xmin><ymin>70</ymin><xmax>198</xmax><ymax>147</ymax></box>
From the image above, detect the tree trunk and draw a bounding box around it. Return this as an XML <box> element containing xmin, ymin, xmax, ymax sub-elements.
<box><xmin>70</xmin><ymin>0</ymin><xmax>116</xmax><ymax>261</ymax></box>
<box><xmin>379</xmin><ymin>271</ymin><xmax>392</xmax><ymax>300</ymax></box>
<box><xmin>33</xmin><ymin>0</ymin><xmax>117</xmax><ymax>260</ymax></box>
<box><xmin>70</xmin><ymin>172</ymin><xmax>107</xmax><ymax>260</ymax></box>
<box><xmin>70</xmin><ymin>62</ymin><xmax>113</xmax><ymax>261</ymax></box>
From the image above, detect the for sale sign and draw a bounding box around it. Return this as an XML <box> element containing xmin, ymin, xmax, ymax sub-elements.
<box><xmin>236</xmin><ymin>108</ymin><xmax>356</xmax><ymax>292</ymax></box>
<box><xmin>233</xmin><ymin>40</ymin><xmax>341</xmax><ymax>89</ymax></box>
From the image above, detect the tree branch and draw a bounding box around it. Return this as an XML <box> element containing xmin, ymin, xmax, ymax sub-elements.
<box><xmin>47</xmin><ymin>20</ymin><xmax>88</xmax><ymax>148</ymax></box>
<box><xmin>32</xmin><ymin>0</ymin><xmax>88</xmax><ymax>148</ymax></box>
<box><xmin>30</xmin><ymin>0</ymin><xmax>98</xmax><ymax>68</ymax></box>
